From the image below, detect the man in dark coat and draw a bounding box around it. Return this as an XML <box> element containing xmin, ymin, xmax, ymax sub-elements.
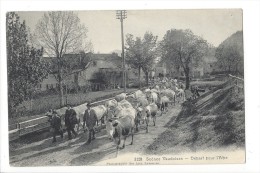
<box><xmin>83</xmin><ymin>102</ymin><xmax>91</xmax><ymax>132</ymax></box>
<box><xmin>65</xmin><ymin>104</ymin><xmax>78</xmax><ymax>140</ymax></box>
<box><xmin>83</xmin><ymin>102</ymin><xmax>98</xmax><ymax>144</ymax></box>
<box><xmin>50</xmin><ymin>110</ymin><xmax>63</xmax><ymax>143</ymax></box>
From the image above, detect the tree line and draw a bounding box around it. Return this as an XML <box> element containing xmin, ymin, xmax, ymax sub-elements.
<box><xmin>6</xmin><ymin>11</ymin><xmax>243</xmax><ymax>116</ymax></box>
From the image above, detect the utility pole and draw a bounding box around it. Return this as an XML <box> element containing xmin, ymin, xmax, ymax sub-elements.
<box><xmin>116</xmin><ymin>10</ymin><xmax>127</xmax><ymax>92</ymax></box>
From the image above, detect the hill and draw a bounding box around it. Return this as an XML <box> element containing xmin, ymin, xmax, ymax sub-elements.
<box><xmin>219</xmin><ymin>31</ymin><xmax>243</xmax><ymax>55</ymax></box>
<box><xmin>215</xmin><ymin>31</ymin><xmax>244</xmax><ymax>75</ymax></box>
<box><xmin>146</xmin><ymin>79</ymin><xmax>245</xmax><ymax>154</ymax></box>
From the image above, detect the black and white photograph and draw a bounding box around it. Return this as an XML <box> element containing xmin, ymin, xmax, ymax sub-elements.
<box><xmin>1</xmin><ymin>1</ymin><xmax>260</xmax><ymax>172</ymax></box>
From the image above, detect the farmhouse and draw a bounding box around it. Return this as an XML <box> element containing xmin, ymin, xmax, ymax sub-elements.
<box><xmin>37</xmin><ymin>53</ymin><xmax>124</xmax><ymax>91</ymax></box>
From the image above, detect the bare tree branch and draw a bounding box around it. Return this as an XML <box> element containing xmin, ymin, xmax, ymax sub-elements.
<box><xmin>34</xmin><ymin>11</ymin><xmax>91</xmax><ymax>106</ymax></box>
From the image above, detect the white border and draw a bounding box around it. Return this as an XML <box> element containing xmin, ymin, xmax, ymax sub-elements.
<box><xmin>1</xmin><ymin>0</ymin><xmax>260</xmax><ymax>173</ymax></box>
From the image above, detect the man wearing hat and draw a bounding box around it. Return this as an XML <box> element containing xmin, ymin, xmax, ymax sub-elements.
<box><xmin>45</xmin><ymin>109</ymin><xmax>54</xmax><ymax>122</ymax></box>
<box><xmin>83</xmin><ymin>102</ymin><xmax>98</xmax><ymax>144</ymax></box>
<box><xmin>50</xmin><ymin>110</ymin><xmax>63</xmax><ymax>143</ymax></box>
<box><xmin>83</xmin><ymin>102</ymin><xmax>91</xmax><ymax>132</ymax></box>
<box><xmin>64</xmin><ymin>104</ymin><xmax>78</xmax><ymax>140</ymax></box>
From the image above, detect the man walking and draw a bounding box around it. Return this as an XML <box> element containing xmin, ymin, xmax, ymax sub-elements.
<box><xmin>65</xmin><ymin>104</ymin><xmax>78</xmax><ymax>140</ymax></box>
<box><xmin>83</xmin><ymin>102</ymin><xmax>91</xmax><ymax>132</ymax></box>
<box><xmin>83</xmin><ymin>102</ymin><xmax>97</xmax><ymax>144</ymax></box>
<box><xmin>50</xmin><ymin>110</ymin><xmax>63</xmax><ymax>143</ymax></box>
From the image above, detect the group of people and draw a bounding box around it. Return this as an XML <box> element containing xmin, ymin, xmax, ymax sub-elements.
<box><xmin>47</xmin><ymin>103</ymin><xmax>94</xmax><ymax>143</ymax></box>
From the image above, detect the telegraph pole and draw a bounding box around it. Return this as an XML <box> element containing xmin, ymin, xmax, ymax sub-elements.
<box><xmin>116</xmin><ymin>10</ymin><xmax>127</xmax><ymax>92</ymax></box>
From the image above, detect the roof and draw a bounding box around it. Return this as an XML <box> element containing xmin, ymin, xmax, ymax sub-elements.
<box><xmin>88</xmin><ymin>53</ymin><xmax>122</xmax><ymax>67</ymax></box>
<box><xmin>43</xmin><ymin>53</ymin><xmax>122</xmax><ymax>73</ymax></box>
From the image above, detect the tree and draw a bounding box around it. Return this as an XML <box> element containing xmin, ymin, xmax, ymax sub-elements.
<box><xmin>215</xmin><ymin>31</ymin><xmax>243</xmax><ymax>76</ymax></box>
<box><xmin>160</xmin><ymin>29</ymin><xmax>209</xmax><ymax>89</ymax></box>
<box><xmin>6</xmin><ymin>12</ymin><xmax>49</xmax><ymax>116</ymax></box>
<box><xmin>125</xmin><ymin>32</ymin><xmax>158</xmax><ymax>88</ymax></box>
<box><xmin>34</xmin><ymin>12</ymin><xmax>91</xmax><ymax>107</ymax></box>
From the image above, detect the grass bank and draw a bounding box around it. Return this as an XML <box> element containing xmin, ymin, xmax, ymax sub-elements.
<box><xmin>146</xmin><ymin>83</ymin><xmax>245</xmax><ymax>154</ymax></box>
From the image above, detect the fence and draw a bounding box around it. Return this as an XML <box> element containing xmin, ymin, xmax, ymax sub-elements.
<box><xmin>189</xmin><ymin>74</ymin><xmax>244</xmax><ymax>103</ymax></box>
<box><xmin>12</xmin><ymin>89</ymin><xmax>134</xmax><ymax>123</ymax></box>
<box><xmin>228</xmin><ymin>74</ymin><xmax>244</xmax><ymax>95</ymax></box>
<box><xmin>8</xmin><ymin>89</ymin><xmax>138</xmax><ymax>142</ymax></box>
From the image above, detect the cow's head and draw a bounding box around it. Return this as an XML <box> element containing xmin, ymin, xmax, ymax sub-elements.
<box><xmin>112</xmin><ymin>121</ymin><xmax>119</xmax><ymax>127</ymax></box>
<box><xmin>126</xmin><ymin>93</ymin><xmax>135</xmax><ymax>99</ymax></box>
<box><xmin>111</xmin><ymin>119</ymin><xmax>120</xmax><ymax>144</ymax></box>
<box><xmin>107</xmin><ymin>109</ymin><xmax>115</xmax><ymax>122</ymax></box>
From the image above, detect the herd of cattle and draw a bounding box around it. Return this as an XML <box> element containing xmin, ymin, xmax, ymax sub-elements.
<box><xmin>46</xmin><ymin>80</ymin><xmax>187</xmax><ymax>153</ymax></box>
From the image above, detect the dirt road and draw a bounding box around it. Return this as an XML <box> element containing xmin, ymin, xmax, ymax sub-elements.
<box><xmin>10</xmin><ymin>104</ymin><xmax>182</xmax><ymax>166</ymax></box>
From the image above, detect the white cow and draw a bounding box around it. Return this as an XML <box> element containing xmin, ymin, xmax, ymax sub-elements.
<box><xmin>158</xmin><ymin>95</ymin><xmax>170</xmax><ymax>115</ymax></box>
<box><xmin>160</xmin><ymin>88</ymin><xmax>176</xmax><ymax>105</ymax></box>
<box><xmin>136</xmin><ymin>96</ymin><xmax>149</xmax><ymax>108</ymax></box>
<box><xmin>155</xmin><ymin>85</ymin><xmax>160</xmax><ymax>90</ymax></box>
<box><xmin>176</xmin><ymin>88</ymin><xmax>185</xmax><ymax>102</ymax></box>
<box><xmin>146</xmin><ymin>91</ymin><xmax>158</xmax><ymax>104</ymax></box>
<box><xmin>117</xmin><ymin>107</ymin><xmax>136</xmax><ymax>119</ymax></box>
<box><xmin>105</xmin><ymin>120</ymin><xmax>114</xmax><ymax>140</ymax></box>
<box><xmin>109</xmin><ymin>101</ymin><xmax>134</xmax><ymax>119</ymax></box>
<box><xmin>150</xmin><ymin>88</ymin><xmax>159</xmax><ymax>94</ymax></box>
<box><xmin>90</xmin><ymin>105</ymin><xmax>108</xmax><ymax>126</ymax></box>
<box><xmin>144</xmin><ymin>88</ymin><xmax>151</xmax><ymax>93</ymax></box>
<box><xmin>129</xmin><ymin>90</ymin><xmax>146</xmax><ymax>99</ymax></box>
<box><xmin>112</xmin><ymin>112</ymin><xmax>135</xmax><ymax>152</ymax></box>
<box><xmin>105</xmin><ymin>99</ymin><xmax>117</xmax><ymax>109</ymax></box>
<box><xmin>115</xmin><ymin>93</ymin><xmax>127</xmax><ymax>102</ymax></box>
<box><xmin>72</xmin><ymin>105</ymin><xmax>87</xmax><ymax>131</ymax></box>
<box><xmin>144</xmin><ymin>103</ymin><xmax>158</xmax><ymax>132</ymax></box>
<box><xmin>118</xmin><ymin>99</ymin><xmax>132</xmax><ymax>108</ymax></box>
<box><xmin>107</xmin><ymin>107</ymin><xmax>136</xmax><ymax>141</ymax></box>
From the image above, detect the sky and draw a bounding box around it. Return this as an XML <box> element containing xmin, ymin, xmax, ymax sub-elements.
<box><xmin>18</xmin><ymin>9</ymin><xmax>243</xmax><ymax>54</ymax></box>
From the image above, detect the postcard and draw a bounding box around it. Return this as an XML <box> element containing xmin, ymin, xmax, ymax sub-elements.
<box><xmin>5</xmin><ymin>9</ymin><xmax>245</xmax><ymax>167</ymax></box>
